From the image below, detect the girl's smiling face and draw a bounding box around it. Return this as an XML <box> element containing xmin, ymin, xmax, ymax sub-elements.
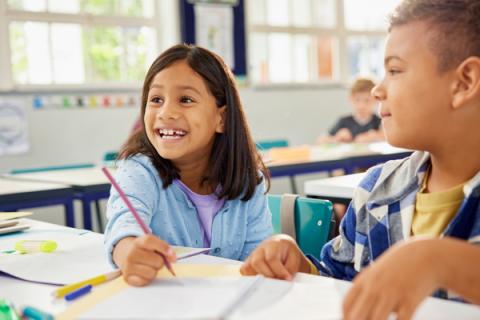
<box><xmin>144</xmin><ymin>60</ymin><xmax>225</xmax><ymax>167</ymax></box>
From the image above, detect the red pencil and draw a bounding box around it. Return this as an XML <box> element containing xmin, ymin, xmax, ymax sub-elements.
<box><xmin>101</xmin><ymin>167</ymin><xmax>176</xmax><ymax>276</ymax></box>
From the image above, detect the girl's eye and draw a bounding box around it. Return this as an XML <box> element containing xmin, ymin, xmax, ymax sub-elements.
<box><xmin>150</xmin><ymin>97</ymin><xmax>163</xmax><ymax>104</ymax></box>
<box><xmin>180</xmin><ymin>96</ymin><xmax>194</xmax><ymax>104</ymax></box>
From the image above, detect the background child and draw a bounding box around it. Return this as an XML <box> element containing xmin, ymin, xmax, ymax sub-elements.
<box><xmin>317</xmin><ymin>78</ymin><xmax>383</xmax><ymax>143</ymax></box>
<box><xmin>105</xmin><ymin>44</ymin><xmax>273</xmax><ymax>286</ymax></box>
<box><xmin>241</xmin><ymin>0</ymin><xmax>480</xmax><ymax>317</ymax></box>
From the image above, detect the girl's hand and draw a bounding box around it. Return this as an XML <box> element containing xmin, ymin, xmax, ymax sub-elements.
<box><xmin>113</xmin><ymin>235</ymin><xmax>177</xmax><ymax>286</ymax></box>
<box><xmin>240</xmin><ymin>234</ymin><xmax>311</xmax><ymax>280</ymax></box>
<box><xmin>343</xmin><ymin>239</ymin><xmax>439</xmax><ymax>320</ymax></box>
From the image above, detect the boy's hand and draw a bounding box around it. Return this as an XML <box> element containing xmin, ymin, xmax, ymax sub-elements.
<box><xmin>334</xmin><ymin>128</ymin><xmax>353</xmax><ymax>142</ymax></box>
<box><xmin>240</xmin><ymin>234</ymin><xmax>311</xmax><ymax>280</ymax></box>
<box><xmin>113</xmin><ymin>235</ymin><xmax>177</xmax><ymax>286</ymax></box>
<box><xmin>343</xmin><ymin>239</ymin><xmax>438</xmax><ymax>320</ymax></box>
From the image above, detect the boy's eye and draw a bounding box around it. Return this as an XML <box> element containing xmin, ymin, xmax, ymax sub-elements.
<box><xmin>387</xmin><ymin>69</ymin><xmax>400</xmax><ymax>76</ymax></box>
<box><xmin>180</xmin><ymin>96</ymin><xmax>194</xmax><ymax>104</ymax></box>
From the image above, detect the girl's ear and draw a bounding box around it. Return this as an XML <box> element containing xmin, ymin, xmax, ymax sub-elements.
<box><xmin>215</xmin><ymin>105</ymin><xmax>227</xmax><ymax>133</ymax></box>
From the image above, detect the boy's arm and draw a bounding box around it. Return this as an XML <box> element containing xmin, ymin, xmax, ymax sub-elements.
<box><xmin>342</xmin><ymin>238</ymin><xmax>480</xmax><ymax>320</ymax></box>
<box><xmin>308</xmin><ymin>202</ymin><xmax>360</xmax><ymax>281</ymax></box>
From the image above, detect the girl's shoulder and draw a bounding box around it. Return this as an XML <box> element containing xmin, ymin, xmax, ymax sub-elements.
<box><xmin>117</xmin><ymin>153</ymin><xmax>154</xmax><ymax>171</ymax></box>
<box><xmin>115</xmin><ymin>154</ymin><xmax>160</xmax><ymax>185</ymax></box>
<box><xmin>225</xmin><ymin>175</ymin><xmax>268</xmax><ymax>206</ymax></box>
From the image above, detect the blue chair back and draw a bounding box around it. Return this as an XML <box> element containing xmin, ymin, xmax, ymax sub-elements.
<box><xmin>11</xmin><ymin>163</ymin><xmax>95</xmax><ymax>174</ymax></box>
<box><xmin>268</xmin><ymin>194</ymin><xmax>333</xmax><ymax>259</ymax></box>
<box><xmin>255</xmin><ymin>139</ymin><xmax>288</xmax><ymax>151</ymax></box>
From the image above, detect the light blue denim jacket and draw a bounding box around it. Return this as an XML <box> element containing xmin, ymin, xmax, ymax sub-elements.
<box><xmin>104</xmin><ymin>154</ymin><xmax>273</xmax><ymax>266</ymax></box>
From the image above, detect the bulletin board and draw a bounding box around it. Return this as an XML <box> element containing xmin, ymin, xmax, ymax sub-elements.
<box><xmin>180</xmin><ymin>0</ymin><xmax>247</xmax><ymax>77</ymax></box>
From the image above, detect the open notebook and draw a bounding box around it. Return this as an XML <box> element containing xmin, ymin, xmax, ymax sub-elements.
<box><xmin>59</xmin><ymin>265</ymin><xmax>344</xmax><ymax>320</ymax></box>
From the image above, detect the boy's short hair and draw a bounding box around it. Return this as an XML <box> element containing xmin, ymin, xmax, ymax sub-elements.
<box><xmin>389</xmin><ymin>0</ymin><xmax>480</xmax><ymax>73</ymax></box>
<box><xmin>350</xmin><ymin>78</ymin><xmax>376</xmax><ymax>95</ymax></box>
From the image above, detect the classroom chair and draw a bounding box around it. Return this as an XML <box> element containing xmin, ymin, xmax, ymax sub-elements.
<box><xmin>255</xmin><ymin>139</ymin><xmax>289</xmax><ymax>151</ymax></box>
<box><xmin>10</xmin><ymin>163</ymin><xmax>104</xmax><ymax>231</ymax></box>
<box><xmin>256</xmin><ymin>139</ymin><xmax>298</xmax><ymax>193</ymax></box>
<box><xmin>268</xmin><ymin>194</ymin><xmax>334</xmax><ymax>259</ymax></box>
<box><xmin>103</xmin><ymin>151</ymin><xmax>119</xmax><ymax>162</ymax></box>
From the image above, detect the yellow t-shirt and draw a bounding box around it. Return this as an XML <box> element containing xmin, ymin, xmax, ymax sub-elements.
<box><xmin>412</xmin><ymin>169</ymin><xmax>465</xmax><ymax>237</ymax></box>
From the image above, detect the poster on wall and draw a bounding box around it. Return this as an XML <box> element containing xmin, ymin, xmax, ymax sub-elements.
<box><xmin>0</xmin><ymin>99</ymin><xmax>29</xmax><ymax>156</ymax></box>
<box><xmin>194</xmin><ymin>3</ymin><xmax>234</xmax><ymax>69</ymax></box>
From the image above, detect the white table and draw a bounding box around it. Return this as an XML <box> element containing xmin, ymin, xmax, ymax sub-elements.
<box><xmin>2</xmin><ymin>220</ymin><xmax>480</xmax><ymax>319</ymax></box>
<box><xmin>0</xmin><ymin>177</ymin><xmax>75</xmax><ymax>226</ymax></box>
<box><xmin>305</xmin><ymin>172</ymin><xmax>365</xmax><ymax>204</ymax></box>
<box><xmin>3</xmin><ymin>167</ymin><xmax>115</xmax><ymax>230</ymax></box>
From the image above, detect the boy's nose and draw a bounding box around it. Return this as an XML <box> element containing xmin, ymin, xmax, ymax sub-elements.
<box><xmin>371</xmin><ymin>84</ymin><xmax>386</xmax><ymax>101</ymax></box>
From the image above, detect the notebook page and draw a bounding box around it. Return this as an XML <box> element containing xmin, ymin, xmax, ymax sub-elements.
<box><xmin>79</xmin><ymin>276</ymin><xmax>260</xmax><ymax>320</ymax></box>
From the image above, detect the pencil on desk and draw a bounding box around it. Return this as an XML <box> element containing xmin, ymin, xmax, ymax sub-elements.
<box><xmin>53</xmin><ymin>269</ymin><xmax>121</xmax><ymax>298</ymax></box>
<box><xmin>101</xmin><ymin>167</ymin><xmax>176</xmax><ymax>277</ymax></box>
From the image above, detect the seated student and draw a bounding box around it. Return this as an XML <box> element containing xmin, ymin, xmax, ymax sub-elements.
<box><xmin>105</xmin><ymin>44</ymin><xmax>273</xmax><ymax>286</ymax></box>
<box><xmin>241</xmin><ymin>0</ymin><xmax>480</xmax><ymax>318</ymax></box>
<box><xmin>317</xmin><ymin>78</ymin><xmax>384</xmax><ymax>144</ymax></box>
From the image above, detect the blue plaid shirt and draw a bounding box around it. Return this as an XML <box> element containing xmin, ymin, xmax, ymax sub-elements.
<box><xmin>310</xmin><ymin>151</ymin><xmax>480</xmax><ymax>300</ymax></box>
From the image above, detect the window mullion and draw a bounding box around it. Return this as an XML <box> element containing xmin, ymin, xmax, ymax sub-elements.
<box><xmin>337</xmin><ymin>0</ymin><xmax>349</xmax><ymax>83</ymax></box>
<box><xmin>6</xmin><ymin>10</ymin><xmax>156</xmax><ymax>28</ymax></box>
<box><xmin>0</xmin><ymin>1</ymin><xmax>13</xmax><ymax>91</ymax></box>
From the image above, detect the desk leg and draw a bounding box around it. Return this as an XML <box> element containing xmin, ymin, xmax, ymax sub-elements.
<box><xmin>64</xmin><ymin>200</ymin><xmax>75</xmax><ymax>227</ymax></box>
<box><xmin>81</xmin><ymin>198</ymin><xmax>93</xmax><ymax>231</ymax></box>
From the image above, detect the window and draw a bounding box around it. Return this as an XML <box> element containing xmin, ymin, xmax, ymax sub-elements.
<box><xmin>0</xmin><ymin>0</ymin><xmax>162</xmax><ymax>89</ymax></box>
<box><xmin>247</xmin><ymin>0</ymin><xmax>401</xmax><ymax>85</ymax></box>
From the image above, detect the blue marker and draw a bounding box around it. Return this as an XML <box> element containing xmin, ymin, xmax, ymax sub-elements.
<box><xmin>64</xmin><ymin>284</ymin><xmax>92</xmax><ymax>301</ymax></box>
<box><xmin>21</xmin><ymin>306</ymin><xmax>53</xmax><ymax>320</ymax></box>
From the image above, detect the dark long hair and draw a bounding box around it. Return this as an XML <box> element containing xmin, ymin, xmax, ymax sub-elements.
<box><xmin>119</xmin><ymin>44</ymin><xmax>269</xmax><ymax>201</ymax></box>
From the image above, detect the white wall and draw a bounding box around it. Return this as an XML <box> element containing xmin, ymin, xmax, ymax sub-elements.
<box><xmin>0</xmin><ymin>86</ymin><xmax>350</xmax><ymax>230</ymax></box>
<box><xmin>0</xmin><ymin>86</ymin><xmax>350</xmax><ymax>172</ymax></box>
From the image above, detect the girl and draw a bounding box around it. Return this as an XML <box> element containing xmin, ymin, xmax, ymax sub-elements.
<box><xmin>104</xmin><ymin>44</ymin><xmax>272</xmax><ymax>286</ymax></box>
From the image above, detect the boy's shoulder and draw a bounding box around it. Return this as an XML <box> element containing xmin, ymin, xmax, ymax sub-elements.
<box><xmin>355</xmin><ymin>151</ymin><xmax>430</xmax><ymax>203</ymax></box>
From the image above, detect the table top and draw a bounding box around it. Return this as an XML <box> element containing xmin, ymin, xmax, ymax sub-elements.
<box><xmin>304</xmin><ymin>173</ymin><xmax>365</xmax><ymax>199</ymax></box>
<box><xmin>2</xmin><ymin>220</ymin><xmax>480</xmax><ymax>319</ymax></box>
<box><xmin>2</xmin><ymin>167</ymin><xmax>113</xmax><ymax>189</ymax></box>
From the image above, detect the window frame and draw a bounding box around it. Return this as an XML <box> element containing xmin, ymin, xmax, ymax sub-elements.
<box><xmin>246</xmin><ymin>0</ymin><xmax>389</xmax><ymax>88</ymax></box>
<box><xmin>0</xmin><ymin>0</ymin><xmax>180</xmax><ymax>92</ymax></box>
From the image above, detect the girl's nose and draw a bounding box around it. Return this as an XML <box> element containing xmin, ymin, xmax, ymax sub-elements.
<box><xmin>158</xmin><ymin>101</ymin><xmax>179</xmax><ymax>120</ymax></box>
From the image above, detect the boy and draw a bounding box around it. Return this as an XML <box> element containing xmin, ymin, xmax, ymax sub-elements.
<box><xmin>241</xmin><ymin>0</ymin><xmax>480</xmax><ymax>319</ymax></box>
<box><xmin>317</xmin><ymin>78</ymin><xmax>383</xmax><ymax>143</ymax></box>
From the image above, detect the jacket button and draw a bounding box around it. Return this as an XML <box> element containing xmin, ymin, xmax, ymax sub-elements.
<box><xmin>214</xmin><ymin>247</ymin><xmax>221</xmax><ymax>253</ymax></box>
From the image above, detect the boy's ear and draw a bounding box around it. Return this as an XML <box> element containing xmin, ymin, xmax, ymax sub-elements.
<box><xmin>451</xmin><ymin>56</ymin><xmax>480</xmax><ymax>109</ymax></box>
<box><xmin>215</xmin><ymin>105</ymin><xmax>226</xmax><ymax>133</ymax></box>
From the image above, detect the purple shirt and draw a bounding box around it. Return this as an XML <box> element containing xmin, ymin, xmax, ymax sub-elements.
<box><xmin>173</xmin><ymin>180</ymin><xmax>225</xmax><ymax>247</ymax></box>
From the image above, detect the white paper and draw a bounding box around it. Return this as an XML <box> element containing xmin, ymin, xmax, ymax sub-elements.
<box><xmin>231</xmin><ymin>277</ymin><xmax>343</xmax><ymax>320</ymax></box>
<box><xmin>0</xmin><ymin>228</ymin><xmax>112</xmax><ymax>285</ymax></box>
<box><xmin>195</xmin><ymin>3</ymin><xmax>234</xmax><ymax>68</ymax></box>
<box><xmin>0</xmin><ymin>99</ymin><xmax>29</xmax><ymax>156</ymax></box>
<box><xmin>80</xmin><ymin>276</ymin><xmax>260</xmax><ymax>319</ymax></box>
